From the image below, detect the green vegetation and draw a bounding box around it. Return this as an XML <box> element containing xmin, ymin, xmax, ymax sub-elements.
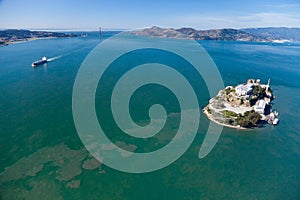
<box><xmin>222</xmin><ymin>109</ymin><xmax>262</xmax><ymax>128</ymax></box>
<box><xmin>207</xmin><ymin>107</ymin><xmax>211</xmax><ymax>114</ymax></box>
<box><xmin>250</xmin><ymin>85</ymin><xmax>268</xmax><ymax>106</ymax></box>
<box><xmin>249</xmin><ymin>96</ymin><xmax>258</xmax><ymax>106</ymax></box>
<box><xmin>253</xmin><ymin>85</ymin><xmax>265</xmax><ymax>96</ymax></box>
<box><xmin>223</xmin><ymin>110</ymin><xmax>239</xmax><ymax>118</ymax></box>
<box><xmin>225</xmin><ymin>87</ymin><xmax>235</xmax><ymax>95</ymax></box>
<box><xmin>236</xmin><ymin>110</ymin><xmax>261</xmax><ymax>128</ymax></box>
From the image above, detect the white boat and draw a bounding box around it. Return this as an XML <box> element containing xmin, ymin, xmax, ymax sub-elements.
<box><xmin>32</xmin><ymin>56</ymin><xmax>47</xmax><ymax>67</ymax></box>
<box><xmin>273</xmin><ymin>118</ymin><xmax>279</xmax><ymax>125</ymax></box>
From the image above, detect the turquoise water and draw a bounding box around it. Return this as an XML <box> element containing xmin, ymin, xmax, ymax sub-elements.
<box><xmin>1</xmin><ymin>33</ymin><xmax>300</xmax><ymax>199</ymax></box>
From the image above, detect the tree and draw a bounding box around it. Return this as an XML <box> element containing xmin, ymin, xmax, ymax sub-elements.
<box><xmin>236</xmin><ymin>110</ymin><xmax>261</xmax><ymax>128</ymax></box>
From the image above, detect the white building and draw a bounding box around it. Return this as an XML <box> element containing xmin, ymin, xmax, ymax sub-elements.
<box><xmin>235</xmin><ymin>84</ymin><xmax>253</xmax><ymax>96</ymax></box>
<box><xmin>254</xmin><ymin>99</ymin><xmax>267</xmax><ymax>114</ymax></box>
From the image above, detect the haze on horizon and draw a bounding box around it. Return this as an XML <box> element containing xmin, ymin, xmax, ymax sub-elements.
<box><xmin>0</xmin><ymin>0</ymin><xmax>300</xmax><ymax>30</ymax></box>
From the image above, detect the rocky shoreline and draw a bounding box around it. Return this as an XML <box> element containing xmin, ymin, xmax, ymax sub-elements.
<box><xmin>203</xmin><ymin>79</ymin><xmax>279</xmax><ymax>129</ymax></box>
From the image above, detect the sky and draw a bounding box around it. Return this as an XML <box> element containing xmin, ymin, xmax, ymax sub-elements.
<box><xmin>0</xmin><ymin>0</ymin><xmax>300</xmax><ymax>30</ymax></box>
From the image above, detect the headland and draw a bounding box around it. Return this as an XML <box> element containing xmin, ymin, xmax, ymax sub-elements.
<box><xmin>0</xmin><ymin>29</ymin><xmax>77</xmax><ymax>46</ymax></box>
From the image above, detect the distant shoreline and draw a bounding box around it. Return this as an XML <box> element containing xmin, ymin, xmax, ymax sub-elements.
<box><xmin>0</xmin><ymin>29</ymin><xmax>77</xmax><ymax>47</ymax></box>
<box><xmin>130</xmin><ymin>26</ymin><xmax>300</xmax><ymax>43</ymax></box>
<box><xmin>2</xmin><ymin>37</ymin><xmax>58</xmax><ymax>46</ymax></box>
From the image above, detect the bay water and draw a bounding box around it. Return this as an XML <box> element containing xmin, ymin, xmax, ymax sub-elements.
<box><xmin>0</xmin><ymin>32</ymin><xmax>300</xmax><ymax>199</ymax></box>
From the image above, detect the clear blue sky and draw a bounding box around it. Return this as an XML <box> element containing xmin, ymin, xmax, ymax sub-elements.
<box><xmin>0</xmin><ymin>0</ymin><xmax>299</xmax><ymax>30</ymax></box>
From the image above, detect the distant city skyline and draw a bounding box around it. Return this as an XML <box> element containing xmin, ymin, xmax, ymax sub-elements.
<box><xmin>1</xmin><ymin>0</ymin><xmax>300</xmax><ymax>30</ymax></box>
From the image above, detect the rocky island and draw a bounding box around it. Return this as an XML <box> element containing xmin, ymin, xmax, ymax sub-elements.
<box><xmin>203</xmin><ymin>79</ymin><xmax>279</xmax><ymax>129</ymax></box>
<box><xmin>0</xmin><ymin>29</ymin><xmax>77</xmax><ymax>46</ymax></box>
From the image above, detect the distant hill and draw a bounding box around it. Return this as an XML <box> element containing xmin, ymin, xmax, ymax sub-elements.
<box><xmin>131</xmin><ymin>26</ymin><xmax>270</xmax><ymax>42</ymax></box>
<box><xmin>177</xmin><ymin>28</ymin><xmax>268</xmax><ymax>42</ymax></box>
<box><xmin>0</xmin><ymin>29</ymin><xmax>77</xmax><ymax>46</ymax></box>
<box><xmin>131</xmin><ymin>26</ymin><xmax>300</xmax><ymax>42</ymax></box>
<box><xmin>241</xmin><ymin>27</ymin><xmax>300</xmax><ymax>41</ymax></box>
<box><xmin>130</xmin><ymin>26</ymin><xmax>189</xmax><ymax>39</ymax></box>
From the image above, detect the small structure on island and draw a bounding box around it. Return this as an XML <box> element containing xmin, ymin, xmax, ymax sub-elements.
<box><xmin>235</xmin><ymin>83</ymin><xmax>254</xmax><ymax>96</ymax></box>
<box><xmin>254</xmin><ymin>99</ymin><xmax>267</xmax><ymax>114</ymax></box>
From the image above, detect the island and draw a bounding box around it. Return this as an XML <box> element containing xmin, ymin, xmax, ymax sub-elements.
<box><xmin>0</xmin><ymin>29</ymin><xmax>77</xmax><ymax>46</ymax></box>
<box><xmin>203</xmin><ymin>79</ymin><xmax>279</xmax><ymax>129</ymax></box>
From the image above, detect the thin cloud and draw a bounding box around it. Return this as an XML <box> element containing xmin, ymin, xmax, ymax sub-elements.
<box><xmin>262</xmin><ymin>3</ymin><xmax>300</xmax><ymax>9</ymax></box>
<box><xmin>239</xmin><ymin>12</ymin><xmax>300</xmax><ymax>28</ymax></box>
<box><xmin>169</xmin><ymin>12</ymin><xmax>300</xmax><ymax>29</ymax></box>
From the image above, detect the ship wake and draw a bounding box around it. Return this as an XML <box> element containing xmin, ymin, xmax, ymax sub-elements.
<box><xmin>47</xmin><ymin>55</ymin><xmax>62</xmax><ymax>62</ymax></box>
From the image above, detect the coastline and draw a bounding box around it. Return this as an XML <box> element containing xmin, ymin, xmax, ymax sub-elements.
<box><xmin>203</xmin><ymin>109</ymin><xmax>247</xmax><ymax>130</ymax></box>
<box><xmin>0</xmin><ymin>29</ymin><xmax>77</xmax><ymax>47</ymax></box>
<box><xmin>1</xmin><ymin>37</ymin><xmax>63</xmax><ymax>47</ymax></box>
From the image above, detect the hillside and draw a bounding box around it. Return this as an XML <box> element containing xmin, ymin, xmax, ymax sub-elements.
<box><xmin>131</xmin><ymin>26</ymin><xmax>300</xmax><ymax>42</ymax></box>
<box><xmin>131</xmin><ymin>26</ymin><xmax>271</xmax><ymax>42</ymax></box>
<box><xmin>242</xmin><ymin>27</ymin><xmax>300</xmax><ymax>41</ymax></box>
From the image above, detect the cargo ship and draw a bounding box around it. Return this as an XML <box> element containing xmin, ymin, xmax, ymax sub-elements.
<box><xmin>31</xmin><ymin>56</ymin><xmax>47</xmax><ymax>67</ymax></box>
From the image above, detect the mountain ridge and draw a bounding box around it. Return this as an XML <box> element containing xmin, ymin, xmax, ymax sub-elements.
<box><xmin>131</xmin><ymin>26</ymin><xmax>300</xmax><ymax>42</ymax></box>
